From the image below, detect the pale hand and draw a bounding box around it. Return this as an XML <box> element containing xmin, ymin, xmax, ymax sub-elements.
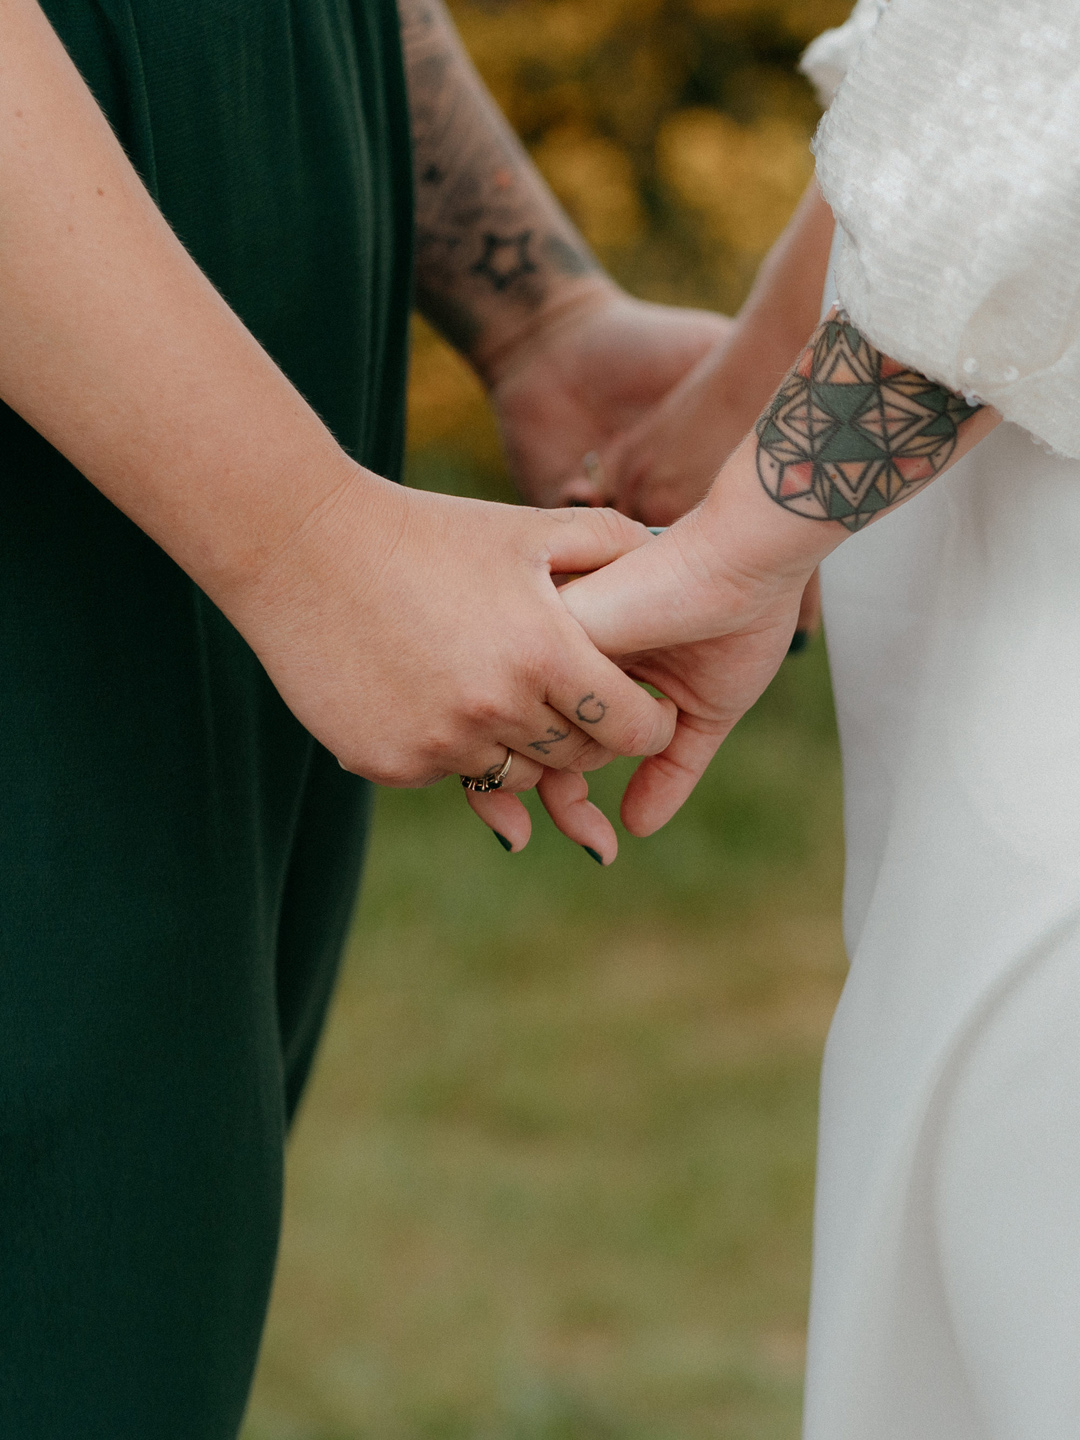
<box><xmin>487</xmin><ymin>290</ymin><xmax>734</xmax><ymax>509</ymax></box>
<box><xmin>560</xmin><ymin>441</ymin><xmax>830</xmax><ymax>836</ymax></box>
<box><xmin>557</xmin><ymin>308</ymin><xmax>824</xmax><ymax>634</ymax></box>
<box><xmin>574</xmin><ymin>326</ymin><xmax>756</xmax><ymax>524</ymax></box>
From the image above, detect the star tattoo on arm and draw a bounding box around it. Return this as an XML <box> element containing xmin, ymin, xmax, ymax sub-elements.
<box><xmin>755</xmin><ymin>311</ymin><xmax>983</xmax><ymax>532</ymax></box>
<box><xmin>470</xmin><ymin>232</ymin><xmax>539</xmax><ymax>292</ymax></box>
<box><xmin>399</xmin><ymin>0</ymin><xmax>600</xmax><ymax>360</ymax></box>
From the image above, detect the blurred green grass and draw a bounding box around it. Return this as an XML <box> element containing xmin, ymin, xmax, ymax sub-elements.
<box><xmin>243</xmin><ymin>623</ymin><xmax>844</xmax><ymax>1440</ymax></box>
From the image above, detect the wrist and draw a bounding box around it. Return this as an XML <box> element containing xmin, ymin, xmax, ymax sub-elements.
<box><xmin>212</xmin><ymin>455</ymin><xmax>409</xmax><ymax>668</ymax></box>
<box><xmin>186</xmin><ymin>443</ymin><xmax>384</xmax><ymax>620</ymax></box>
<box><xmin>565</xmin><ymin>434</ymin><xmax>839</xmax><ymax>656</ymax></box>
<box><xmin>626</xmin><ymin>431</ymin><xmax>842</xmax><ymax>648</ymax></box>
<box><xmin>706</xmin><ymin>308</ymin><xmax>816</xmax><ymax>432</ymax></box>
<box><xmin>692</xmin><ymin>432</ymin><xmax>845</xmax><ymax>587</ymax></box>
<box><xmin>473</xmin><ymin>271</ymin><xmax>621</xmax><ymax>392</ymax></box>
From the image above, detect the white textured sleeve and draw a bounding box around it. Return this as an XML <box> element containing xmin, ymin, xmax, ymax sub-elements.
<box><xmin>813</xmin><ymin>0</ymin><xmax>1080</xmax><ymax>459</ymax></box>
<box><xmin>799</xmin><ymin>0</ymin><xmax>886</xmax><ymax>107</ymax></box>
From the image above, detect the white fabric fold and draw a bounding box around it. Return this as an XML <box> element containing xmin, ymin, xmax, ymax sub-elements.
<box><xmin>813</xmin><ymin>425</ymin><xmax>1080</xmax><ymax>1437</ymax></box>
<box><xmin>799</xmin><ymin>0</ymin><xmax>886</xmax><ymax>107</ymax></box>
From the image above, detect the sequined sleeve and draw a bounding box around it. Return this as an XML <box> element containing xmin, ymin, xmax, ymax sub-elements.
<box><xmin>810</xmin><ymin>1</ymin><xmax>1080</xmax><ymax>459</ymax></box>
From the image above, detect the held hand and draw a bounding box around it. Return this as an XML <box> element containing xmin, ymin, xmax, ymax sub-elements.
<box><xmin>562</xmin><ymin>297</ymin><xmax>1002</xmax><ymax>836</ymax></box>
<box><xmin>222</xmin><ymin>470</ymin><xmax>677</xmax><ymax>858</ymax></box>
<box><xmin>486</xmin><ymin>289</ymin><xmax>733</xmax><ymax>509</ymax></box>
<box><xmin>562</xmin><ymin>525</ymin><xmax>807</xmax><ymax>836</ymax></box>
<box><xmin>575</xmin><ymin>326</ymin><xmax>756</xmax><ymax>526</ymax></box>
<box><xmin>559</xmin><ymin>434</ymin><xmax>833</xmax><ymax>836</ymax></box>
<box><xmin>560</xmin><ymin>306</ymin><xmax>826</xmax><ymax>636</ymax></box>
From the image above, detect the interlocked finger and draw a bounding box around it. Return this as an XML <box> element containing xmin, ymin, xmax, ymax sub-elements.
<box><xmin>499</xmin><ymin>701</ymin><xmax>614</xmax><ymax>774</ymax></box>
<box><xmin>547</xmin><ymin>637</ymin><xmax>678</xmax><ymax>761</ymax></box>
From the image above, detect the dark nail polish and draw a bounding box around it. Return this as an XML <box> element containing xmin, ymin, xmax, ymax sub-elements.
<box><xmin>583</xmin><ymin>846</ymin><xmax>604</xmax><ymax>865</ymax></box>
<box><xmin>787</xmin><ymin>629</ymin><xmax>809</xmax><ymax>656</ymax></box>
<box><xmin>494</xmin><ymin>832</ymin><xmax>514</xmax><ymax>852</ymax></box>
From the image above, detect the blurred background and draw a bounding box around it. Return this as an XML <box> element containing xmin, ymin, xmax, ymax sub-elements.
<box><xmin>244</xmin><ymin>2</ymin><xmax>850</xmax><ymax>1436</ymax></box>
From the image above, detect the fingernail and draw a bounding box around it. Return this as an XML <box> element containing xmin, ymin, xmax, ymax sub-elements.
<box><xmin>583</xmin><ymin>846</ymin><xmax>604</xmax><ymax>865</ymax></box>
<box><xmin>494</xmin><ymin>832</ymin><xmax>514</xmax><ymax>852</ymax></box>
<box><xmin>787</xmin><ymin>630</ymin><xmax>809</xmax><ymax>656</ymax></box>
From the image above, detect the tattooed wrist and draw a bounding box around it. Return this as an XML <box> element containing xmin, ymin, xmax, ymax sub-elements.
<box><xmin>401</xmin><ymin>0</ymin><xmax>602</xmax><ymax>364</ymax></box>
<box><xmin>755</xmin><ymin>311</ymin><xmax>982</xmax><ymax>533</ymax></box>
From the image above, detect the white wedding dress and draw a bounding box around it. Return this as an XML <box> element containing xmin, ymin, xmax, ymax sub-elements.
<box><xmin>797</xmin><ymin>4</ymin><xmax>1080</xmax><ymax>1437</ymax></box>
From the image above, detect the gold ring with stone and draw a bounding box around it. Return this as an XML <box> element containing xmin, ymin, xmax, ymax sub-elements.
<box><xmin>460</xmin><ymin>749</ymin><xmax>513</xmax><ymax>793</ymax></box>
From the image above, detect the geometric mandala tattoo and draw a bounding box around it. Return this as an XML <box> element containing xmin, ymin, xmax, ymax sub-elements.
<box><xmin>756</xmin><ymin>311</ymin><xmax>983</xmax><ymax>532</ymax></box>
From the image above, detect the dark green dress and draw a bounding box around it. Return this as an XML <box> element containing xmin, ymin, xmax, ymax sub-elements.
<box><xmin>0</xmin><ymin>3</ymin><xmax>412</xmax><ymax>1434</ymax></box>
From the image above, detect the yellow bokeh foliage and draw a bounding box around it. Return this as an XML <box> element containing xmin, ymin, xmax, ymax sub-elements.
<box><xmin>532</xmin><ymin>125</ymin><xmax>646</xmax><ymax>251</ymax></box>
<box><xmin>656</xmin><ymin>109</ymin><xmax>813</xmax><ymax>256</ymax></box>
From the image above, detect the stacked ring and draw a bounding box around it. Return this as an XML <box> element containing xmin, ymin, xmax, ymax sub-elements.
<box><xmin>460</xmin><ymin>749</ymin><xmax>513</xmax><ymax>793</ymax></box>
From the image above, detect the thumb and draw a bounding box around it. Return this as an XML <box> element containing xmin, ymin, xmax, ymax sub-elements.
<box><xmin>542</xmin><ymin>505</ymin><xmax>654</xmax><ymax>577</ymax></box>
<box><xmin>560</xmin><ymin>528</ymin><xmax>693</xmax><ymax>657</ymax></box>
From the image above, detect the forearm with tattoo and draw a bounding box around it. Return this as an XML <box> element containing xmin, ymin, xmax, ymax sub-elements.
<box><xmin>399</xmin><ymin>0</ymin><xmax>605</xmax><ymax>371</ymax></box>
<box><xmin>755</xmin><ymin>311</ymin><xmax>983</xmax><ymax>532</ymax></box>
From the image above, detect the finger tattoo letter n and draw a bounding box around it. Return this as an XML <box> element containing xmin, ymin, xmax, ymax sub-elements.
<box><xmin>575</xmin><ymin>694</ymin><xmax>607</xmax><ymax>725</ymax></box>
<box><xmin>529</xmin><ymin>726</ymin><xmax>570</xmax><ymax>756</ymax></box>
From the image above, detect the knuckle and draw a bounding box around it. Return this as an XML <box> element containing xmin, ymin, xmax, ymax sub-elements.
<box><xmin>508</xmin><ymin>762</ymin><xmax>542</xmax><ymax>792</ymax></box>
<box><xmin>595</xmin><ymin>504</ymin><xmax>646</xmax><ymax>543</ymax></box>
<box><xmin>562</xmin><ymin>734</ymin><xmax>600</xmax><ymax>770</ymax></box>
<box><xmin>579</xmin><ymin>743</ymin><xmax>616</xmax><ymax>773</ymax></box>
<box><xmin>617</xmin><ymin>711</ymin><xmax>663</xmax><ymax>757</ymax></box>
<box><xmin>535</xmin><ymin>735</ymin><xmax>584</xmax><ymax>770</ymax></box>
<box><xmin>371</xmin><ymin>748</ymin><xmax>440</xmax><ymax>789</ymax></box>
<box><xmin>458</xmin><ymin>687</ymin><xmax>506</xmax><ymax>731</ymax></box>
<box><xmin>424</xmin><ymin>729</ymin><xmax>461</xmax><ymax>767</ymax></box>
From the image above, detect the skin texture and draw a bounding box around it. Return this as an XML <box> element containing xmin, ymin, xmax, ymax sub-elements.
<box><xmin>9</xmin><ymin>0</ymin><xmax>986</xmax><ymax>862</ymax></box>
<box><xmin>0</xmin><ymin>0</ymin><xmax>686</xmax><ymax>864</ymax></box>
<box><xmin>401</xmin><ymin>0</ymin><xmax>602</xmax><ymax>368</ymax></box>
<box><xmin>563</xmin><ymin>310</ymin><xmax>1000</xmax><ymax>838</ymax></box>
<box><xmin>562</xmin><ymin>180</ymin><xmax>836</xmax><ymax>644</ymax></box>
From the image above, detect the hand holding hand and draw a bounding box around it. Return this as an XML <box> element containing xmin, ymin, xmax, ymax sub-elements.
<box><xmin>562</xmin><ymin>300</ymin><xmax>1002</xmax><ymax>837</ymax></box>
<box><xmin>224</xmin><ymin>470</ymin><xmax>677</xmax><ymax>858</ymax></box>
<box><xmin>560</xmin><ymin>434</ymin><xmax>832</xmax><ymax>836</ymax></box>
<box><xmin>486</xmin><ymin>288</ymin><xmax>733</xmax><ymax>509</ymax></box>
<box><xmin>567</xmin><ymin>319</ymin><xmax>765</xmax><ymax>526</ymax></box>
<box><xmin>552</xmin><ymin>302</ymin><xmax>829</xmax><ymax>638</ymax></box>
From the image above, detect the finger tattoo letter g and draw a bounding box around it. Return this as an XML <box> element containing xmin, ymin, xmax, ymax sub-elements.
<box><xmin>575</xmin><ymin>693</ymin><xmax>607</xmax><ymax>725</ymax></box>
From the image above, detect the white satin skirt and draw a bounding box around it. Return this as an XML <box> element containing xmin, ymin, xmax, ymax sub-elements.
<box><xmin>807</xmin><ymin>423</ymin><xmax>1080</xmax><ymax>1439</ymax></box>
